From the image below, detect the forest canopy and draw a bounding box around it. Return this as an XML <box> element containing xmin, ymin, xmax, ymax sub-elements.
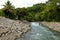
<box><xmin>0</xmin><ymin>0</ymin><xmax>60</xmax><ymax>22</ymax></box>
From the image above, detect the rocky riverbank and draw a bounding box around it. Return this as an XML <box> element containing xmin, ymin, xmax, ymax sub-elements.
<box><xmin>0</xmin><ymin>17</ymin><xmax>30</xmax><ymax>40</ymax></box>
<box><xmin>40</xmin><ymin>22</ymin><xmax>60</xmax><ymax>32</ymax></box>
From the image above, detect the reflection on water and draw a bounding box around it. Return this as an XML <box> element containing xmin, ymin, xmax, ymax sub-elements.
<box><xmin>18</xmin><ymin>22</ymin><xmax>60</xmax><ymax>40</ymax></box>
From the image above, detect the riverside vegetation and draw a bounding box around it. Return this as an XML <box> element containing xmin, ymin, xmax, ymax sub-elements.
<box><xmin>0</xmin><ymin>0</ymin><xmax>60</xmax><ymax>22</ymax></box>
<box><xmin>0</xmin><ymin>0</ymin><xmax>60</xmax><ymax>40</ymax></box>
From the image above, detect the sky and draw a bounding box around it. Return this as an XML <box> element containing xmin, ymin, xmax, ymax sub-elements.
<box><xmin>0</xmin><ymin>0</ymin><xmax>48</xmax><ymax>8</ymax></box>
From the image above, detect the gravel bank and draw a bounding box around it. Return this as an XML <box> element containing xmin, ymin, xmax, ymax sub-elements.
<box><xmin>40</xmin><ymin>22</ymin><xmax>60</xmax><ymax>32</ymax></box>
<box><xmin>0</xmin><ymin>17</ymin><xmax>30</xmax><ymax>40</ymax></box>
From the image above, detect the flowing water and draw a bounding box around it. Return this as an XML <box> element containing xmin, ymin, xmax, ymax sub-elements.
<box><xmin>18</xmin><ymin>22</ymin><xmax>60</xmax><ymax>40</ymax></box>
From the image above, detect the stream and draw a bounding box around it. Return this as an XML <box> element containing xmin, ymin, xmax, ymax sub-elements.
<box><xmin>17</xmin><ymin>22</ymin><xmax>60</xmax><ymax>40</ymax></box>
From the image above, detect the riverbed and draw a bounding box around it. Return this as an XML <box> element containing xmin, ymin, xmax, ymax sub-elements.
<box><xmin>41</xmin><ymin>22</ymin><xmax>60</xmax><ymax>32</ymax></box>
<box><xmin>17</xmin><ymin>22</ymin><xmax>60</xmax><ymax>40</ymax></box>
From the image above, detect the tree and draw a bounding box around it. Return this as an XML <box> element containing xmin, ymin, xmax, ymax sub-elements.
<box><xmin>49</xmin><ymin>0</ymin><xmax>60</xmax><ymax>3</ymax></box>
<box><xmin>27</xmin><ymin>3</ymin><xmax>46</xmax><ymax>13</ymax></box>
<box><xmin>16</xmin><ymin>8</ymin><xmax>28</xmax><ymax>20</ymax></box>
<box><xmin>49</xmin><ymin>0</ymin><xmax>60</xmax><ymax>6</ymax></box>
<box><xmin>3</xmin><ymin>0</ymin><xmax>16</xmax><ymax>19</ymax></box>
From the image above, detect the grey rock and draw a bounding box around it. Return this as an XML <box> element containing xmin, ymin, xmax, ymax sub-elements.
<box><xmin>0</xmin><ymin>17</ymin><xmax>30</xmax><ymax>40</ymax></box>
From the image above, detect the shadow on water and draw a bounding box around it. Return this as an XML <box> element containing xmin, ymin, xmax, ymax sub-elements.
<box><xmin>17</xmin><ymin>22</ymin><xmax>60</xmax><ymax>40</ymax></box>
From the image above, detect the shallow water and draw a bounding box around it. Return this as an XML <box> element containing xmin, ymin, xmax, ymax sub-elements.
<box><xmin>17</xmin><ymin>22</ymin><xmax>60</xmax><ymax>40</ymax></box>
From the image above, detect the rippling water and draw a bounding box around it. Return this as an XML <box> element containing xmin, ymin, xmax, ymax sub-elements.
<box><xmin>17</xmin><ymin>22</ymin><xmax>60</xmax><ymax>40</ymax></box>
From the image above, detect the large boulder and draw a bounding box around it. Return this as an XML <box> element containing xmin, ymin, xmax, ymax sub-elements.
<box><xmin>0</xmin><ymin>17</ymin><xmax>30</xmax><ymax>40</ymax></box>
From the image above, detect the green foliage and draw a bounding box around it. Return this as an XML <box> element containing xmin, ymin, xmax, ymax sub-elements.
<box><xmin>0</xmin><ymin>9</ymin><xmax>5</xmax><ymax>16</ymax></box>
<box><xmin>27</xmin><ymin>3</ymin><xmax>45</xmax><ymax>13</ymax></box>
<box><xmin>23</xmin><ymin>13</ymin><xmax>34</xmax><ymax>21</ymax></box>
<box><xmin>3</xmin><ymin>0</ymin><xmax>16</xmax><ymax>19</ymax></box>
<box><xmin>3</xmin><ymin>1</ymin><xmax>15</xmax><ymax>9</ymax></box>
<box><xmin>0</xmin><ymin>0</ymin><xmax>60</xmax><ymax>21</ymax></box>
<box><xmin>49</xmin><ymin>0</ymin><xmax>60</xmax><ymax>3</ymax></box>
<box><xmin>16</xmin><ymin>8</ymin><xmax>28</xmax><ymax>20</ymax></box>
